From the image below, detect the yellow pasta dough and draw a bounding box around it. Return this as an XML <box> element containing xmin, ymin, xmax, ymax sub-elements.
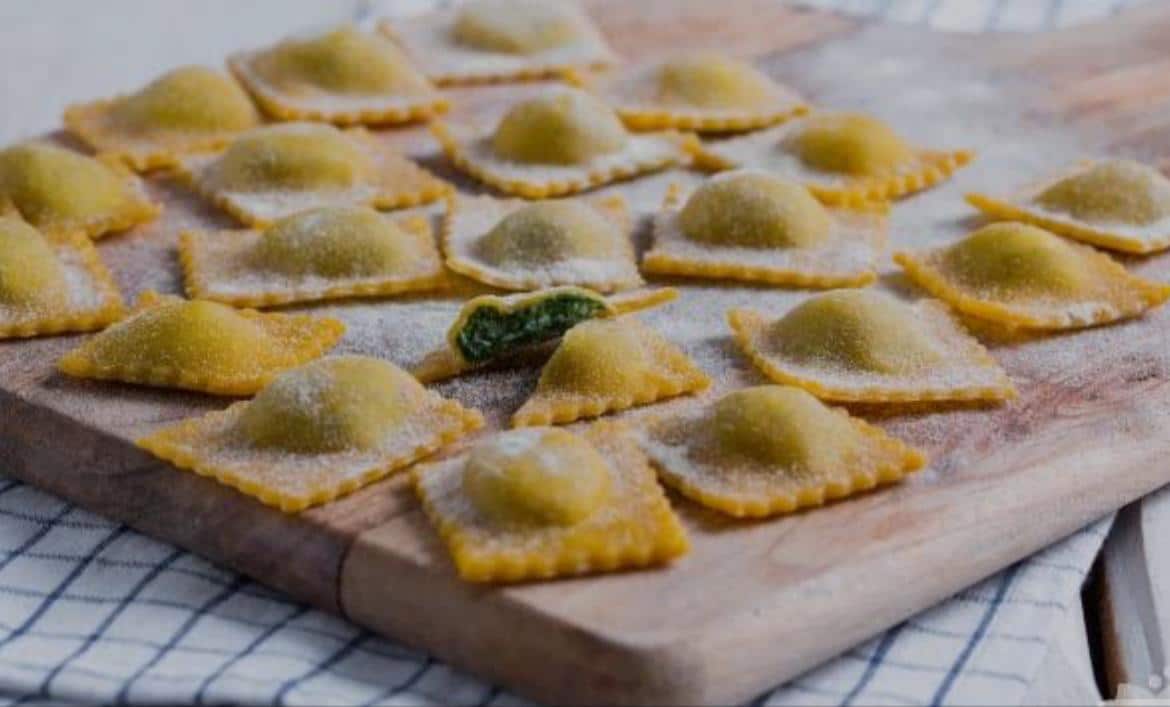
<box><xmin>58</xmin><ymin>291</ymin><xmax>344</xmax><ymax>395</ymax></box>
<box><xmin>64</xmin><ymin>66</ymin><xmax>261</xmax><ymax>171</ymax></box>
<box><xmin>413</xmin><ymin>423</ymin><xmax>689</xmax><ymax>582</ymax></box>
<box><xmin>894</xmin><ymin>222</ymin><xmax>1170</xmax><ymax>330</ymax></box>
<box><xmin>179</xmin><ymin>206</ymin><xmax>444</xmax><ymax>308</ymax></box>
<box><xmin>965</xmin><ymin>159</ymin><xmax>1170</xmax><ymax>254</ymax></box>
<box><xmin>229</xmin><ymin>25</ymin><xmax>447</xmax><ymax>125</ymax></box>
<box><xmin>512</xmin><ymin>316</ymin><xmax>710</xmax><ymax>426</ymax></box>
<box><xmin>643</xmin><ymin>171</ymin><xmax>886</xmax><ymax>287</ymax></box>
<box><xmin>728</xmin><ymin>290</ymin><xmax>1015</xmax><ymax>402</ymax></box>
<box><xmin>138</xmin><ymin>356</ymin><xmax>483</xmax><ymax>512</ymax></box>
<box><xmin>639</xmin><ymin>385</ymin><xmax>926</xmax><ymax>517</ymax></box>
<box><xmin>174</xmin><ymin>122</ymin><xmax>449</xmax><ymax>226</ymax></box>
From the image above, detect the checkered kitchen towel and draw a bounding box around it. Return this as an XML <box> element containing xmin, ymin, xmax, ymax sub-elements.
<box><xmin>0</xmin><ymin>1</ymin><xmax>1139</xmax><ymax>704</ymax></box>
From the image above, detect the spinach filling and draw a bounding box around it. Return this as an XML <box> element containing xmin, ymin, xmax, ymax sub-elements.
<box><xmin>455</xmin><ymin>293</ymin><xmax>607</xmax><ymax>364</ymax></box>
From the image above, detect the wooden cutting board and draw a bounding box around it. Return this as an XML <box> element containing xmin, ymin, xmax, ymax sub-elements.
<box><xmin>6</xmin><ymin>2</ymin><xmax>1170</xmax><ymax>704</ymax></box>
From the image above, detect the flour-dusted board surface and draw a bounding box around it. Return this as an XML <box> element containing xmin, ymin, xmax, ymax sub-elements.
<box><xmin>4</xmin><ymin>2</ymin><xmax>1170</xmax><ymax>704</ymax></box>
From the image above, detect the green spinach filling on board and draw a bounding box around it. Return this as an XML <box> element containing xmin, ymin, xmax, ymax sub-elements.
<box><xmin>454</xmin><ymin>292</ymin><xmax>608</xmax><ymax>364</ymax></box>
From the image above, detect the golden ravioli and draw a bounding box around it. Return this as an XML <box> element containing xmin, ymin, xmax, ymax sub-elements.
<box><xmin>966</xmin><ymin>159</ymin><xmax>1170</xmax><ymax>254</ymax></box>
<box><xmin>380</xmin><ymin>0</ymin><xmax>616</xmax><ymax>85</ymax></box>
<box><xmin>413</xmin><ymin>423</ymin><xmax>688</xmax><ymax>583</ymax></box>
<box><xmin>443</xmin><ymin>193</ymin><xmax>641</xmax><ymax>291</ymax></box>
<box><xmin>179</xmin><ymin>206</ymin><xmax>444</xmax><ymax>308</ymax></box>
<box><xmin>644</xmin><ymin>171</ymin><xmax>886</xmax><ymax>287</ymax></box>
<box><xmin>229</xmin><ymin>25</ymin><xmax>446</xmax><ymax>125</ymax></box>
<box><xmin>693</xmin><ymin>112</ymin><xmax>973</xmax><ymax>205</ymax></box>
<box><xmin>0</xmin><ymin>142</ymin><xmax>159</xmax><ymax>239</ymax></box>
<box><xmin>138</xmin><ymin>356</ymin><xmax>483</xmax><ymax>512</ymax></box>
<box><xmin>414</xmin><ymin>286</ymin><xmax>678</xmax><ymax>382</ymax></box>
<box><xmin>174</xmin><ymin>122</ymin><xmax>449</xmax><ymax>226</ymax></box>
<box><xmin>0</xmin><ymin>216</ymin><xmax>123</xmax><ymax>339</ymax></box>
<box><xmin>513</xmin><ymin>316</ymin><xmax>710</xmax><ymax>426</ymax></box>
<box><xmin>896</xmin><ymin>222</ymin><xmax>1170</xmax><ymax>330</ymax></box>
<box><xmin>728</xmin><ymin>290</ymin><xmax>1015</xmax><ymax>403</ymax></box>
<box><xmin>64</xmin><ymin>66</ymin><xmax>261</xmax><ymax>171</ymax></box>
<box><xmin>58</xmin><ymin>291</ymin><xmax>344</xmax><ymax>395</ymax></box>
<box><xmin>572</xmin><ymin>52</ymin><xmax>807</xmax><ymax>133</ymax></box>
<box><xmin>432</xmin><ymin>88</ymin><xmax>694</xmax><ymax>198</ymax></box>
<box><xmin>640</xmin><ymin>385</ymin><xmax>926</xmax><ymax>517</ymax></box>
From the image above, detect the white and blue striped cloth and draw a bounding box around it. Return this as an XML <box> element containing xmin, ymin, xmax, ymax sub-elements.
<box><xmin>0</xmin><ymin>1</ymin><xmax>1140</xmax><ymax>704</ymax></box>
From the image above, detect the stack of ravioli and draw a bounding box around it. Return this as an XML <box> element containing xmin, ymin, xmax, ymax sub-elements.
<box><xmin>4</xmin><ymin>0</ymin><xmax>1170</xmax><ymax>585</ymax></box>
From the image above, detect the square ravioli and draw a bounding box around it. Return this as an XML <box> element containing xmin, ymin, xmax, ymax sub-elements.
<box><xmin>139</xmin><ymin>356</ymin><xmax>483</xmax><ymax>512</ymax></box>
<box><xmin>442</xmin><ymin>193</ymin><xmax>642</xmax><ymax>292</ymax></box>
<box><xmin>643</xmin><ymin>177</ymin><xmax>886</xmax><ymax>287</ymax></box>
<box><xmin>58</xmin><ymin>291</ymin><xmax>345</xmax><ymax>396</ymax></box>
<box><xmin>895</xmin><ymin>222</ymin><xmax>1170</xmax><ymax>330</ymax></box>
<box><xmin>570</xmin><ymin>53</ymin><xmax>807</xmax><ymax>133</ymax></box>
<box><xmin>965</xmin><ymin>159</ymin><xmax>1170</xmax><ymax>254</ymax></box>
<box><xmin>728</xmin><ymin>290</ymin><xmax>1015</xmax><ymax>403</ymax></box>
<box><xmin>379</xmin><ymin>1</ymin><xmax>616</xmax><ymax>85</ymax></box>
<box><xmin>413</xmin><ymin>423</ymin><xmax>689</xmax><ymax>583</ymax></box>
<box><xmin>638</xmin><ymin>386</ymin><xmax>926</xmax><ymax>518</ymax></box>
<box><xmin>693</xmin><ymin>112</ymin><xmax>973</xmax><ymax>205</ymax></box>
<box><xmin>228</xmin><ymin>26</ymin><xmax>447</xmax><ymax>126</ymax></box>
<box><xmin>179</xmin><ymin>208</ymin><xmax>445</xmax><ymax>308</ymax></box>
<box><xmin>0</xmin><ymin>217</ymin><xmax>124</xmax><ymax>339</ymax></box>
<box><xmin>512</xmin><ymin>316</ymin><xmax>710</xmax><ymax>426</ymax></box>
<box><xmin>174</xmin><ymin>122</ymin><xmax>449</xmax><ymax>227</ymax></box>
<box><xmin>63</xmin><ymin>66</ymin><xmax>262</xmax><ymax>171</ymax></box>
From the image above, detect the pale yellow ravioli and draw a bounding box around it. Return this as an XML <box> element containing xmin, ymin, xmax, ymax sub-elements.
<box><xmin>64</xmin><ymin>66</ymin><xmax>262</xmax><ymax>171</ymax></box>
<box><xmin>431</xmin><ymin>88</ymin><xmax>694</xmax><ymax>198</ymax></box>
<box><xmin>58</xmin><ymin>291</ymin><xmax>344</xmax><ymax>395</ymax></box>
<box><xmin>229</xmin><ymin>25</ymin><xmax>447</xmax><ymax>125</ymax></box>
<box><xmin>413</xmin><ymin>423</ymin><xmax>689</xmax><ymax>582</ymax></box>
<box><xmin>442</xmin><ymin>192</ymin><xmax>641</xmax><ymax>292</ymax></box>
<box><xmin>179</xmin><ymin>206</ymin><xmax>445</xmax><ymax>308</ymax></box>
<box><xmin>571</xmin><ymin>52</ymin><xmax>808</xmax><ymax>133</ymax></box>
<box><xmin>643</xmin><ymin>171</ymin><xmax>886</xmax><ymax>287</ymax></box>
<box><xmin>639</xmin><ymin>385</ymin><xmax>926</xmax><ymax>518</ymax></box>
<box><xmin>895</xmin><ymin>222</ymin><xmax>1170</xmax><ymax>330</ymax></box>
<box><xmin>0</xmin><ymin>216</ymin><xmax>124</xmax><ymax>339</ymax></box>
<box><xmin>966</xmin><ymin>159</ymin><xmax>1170</xmax><ymax>254</ymax></box>
<box><xmin>174</xmin><ymin>122</ymin><xmax>449</xmax><ymax>226</ymax></box>
<box><xmin>138</xmin><ymin>356</ymin><xmax>483</xmax><ymax>512</ymax></box>
<box><xmin>0</xmin><ymin>142</ymin><xmax>159</xmax><ymax>239</ymax></box>
<box><xmin>380</xmin><ymin>0</ymin><xmax>616</xmax><ymax>85</ymax></box>
<box><xmin>513</xmin><ymin>316</ymin><xmax>710</xmax><ymax>426</ymax></box>
<box><xmin>413</xmin><ymin>286</ymin><xmax>678</xmax><ymax>382</ymax></box>
<box><xmin>693</xmin><ymin>112</ymin><xmax>974</xmax><ymax>205</ymax></box>
<box><xmin>728</xmin><ymin>290</ymin><xmax>1015</xmax><ymax>403</ymax></box>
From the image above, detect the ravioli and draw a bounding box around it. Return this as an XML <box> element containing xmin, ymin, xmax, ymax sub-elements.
<box><xmin>693</xmin><ymin>112</ymin><xmax>973</xmax><ymax>205</ymax></box>
<box><xmin>431</xmin><ymin>88</ymin><xmax>693</xmax><ymax>198</ymax></box>
<box><xmin>0</xmin><ymin>142</ymin><xmax>159</xmax><ymax>239</ymax></box>
<box><xmin>179</xmin><ymin>206</ymin><xmax>445</xmax><ymax>308</ymax></box>
<box><xmin>643</xmin><ymin>172</ymin><xmax>886</xmax><ymax>287</ymax></box>
<box><xmin>413</xmin><ymin>286</ymin><xmax>678</xmax><ymax>382</ymax></box>
<box><xmin>966</xmin><ymin>159</ymin><xmax>1170</xmax><ymax>254</ymax></box>
<box><xmin>442</xmin><ymin>193</ymin><xmax>642</xmax><ymax>291</ymax></box>
<box><xmin>230</xmin><ymin>26</ymin><xmax>446</xmax><ymax>125</ymax></box>
<box><xmin>175</xmin><ymin>122</ymin><xmax>449</xmax><ymax>226</ymax></box>
<box><xmin>413</xmin><ymin>423</ymin><xmax>688</xmax><ymax>582</ymax></box>
<box><xmin>573</xmin><ymin>52</ymin><xmax>807</xmax><ymax>133</ymax></box>
<box><xmin>58</xmin><ymin>291</ymin><xmax>344</xmax><ymax>395</ymax></box>
<box><xmin>512</xmin><ymin>317</ymin><xmax>710</xmax><ymax>426</ymax></box>
<box><xmin>728</xmin><ymin>290</ymin><xmax>1015</xmax><ymax>402</ymax></box>
<box><xmin>138</xmin><ymin>356</ymin><xmax>483</xmax><ymax>512</ymax></box>
<box><xmin>639</xmin><ymin>385</ymin><xmax>926</xmax><ymax>517</ymax></box>
<box><xmin>379</xmin><ymin>0</ymin><xmax>616</xmax><ymax>85</ymax></box>
<box><xmin>0</xmin><ymin>216</ymin><xmax>124</xmax><ymax>339</ymax></box>
<box><xmin>64</xmin><ymin>66</ymin><xmax>261</xmax><ymax>171</ymax></box>
<box><xmin>894</xmin><ymin>222</ymin><xmax>1170</xmax><ymax>330</ymax></box>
